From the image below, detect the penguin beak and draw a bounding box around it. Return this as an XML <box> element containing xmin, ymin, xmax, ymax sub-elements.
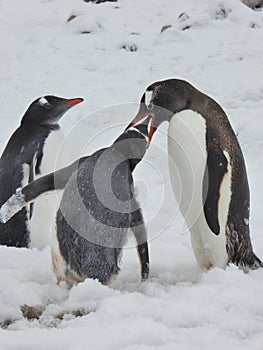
<box><xmin>66</xmin><ymin>98</ymin><xmax>84</xmax><ymax>106</ymax></box>
<box><xmin>127</xmin><ymin>114</ymin><xmax>155</xmax><ymax>146</ymax></box>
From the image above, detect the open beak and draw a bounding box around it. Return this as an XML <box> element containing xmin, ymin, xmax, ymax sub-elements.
<box><xmin>66</xmin><ymin>98</ymin><xmax>84</xmax><ymax>106</ymax></box>
<box><xmin>127</xmin><ymin>114</ymin><xmax>155</xmax><ymax>146</ymax></box>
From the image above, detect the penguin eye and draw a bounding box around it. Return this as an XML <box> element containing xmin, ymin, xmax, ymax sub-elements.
<box><xmin>147</xmin><ymin>102</ymin><xmax>154</xmax><ymax>110</ymax></box>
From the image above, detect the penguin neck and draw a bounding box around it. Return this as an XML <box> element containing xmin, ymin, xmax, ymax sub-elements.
<box><xmin>21</xmin><ymin>117</ymin><xmax>60</xmax><ymax>131</ymax></box>
<box><xmin>20</xmin><ymin>107</ymin><xmax>62</xmax><ymax>130</ymax></box>
<box><xmin>112</xmin><ymin>129</ymin><xmax>148</xmax><ymax>173</ymax></box>
<box><xmin>42</xmin><ymin>122</ymin><xmax>60</xmax><ymax>131</ymax></box>
<box><xmin>174</xmin><ymin>89</ymin><xmax>226</xmax><ymax>121</ymax></box>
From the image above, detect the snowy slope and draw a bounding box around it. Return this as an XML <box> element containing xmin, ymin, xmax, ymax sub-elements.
<box><xmin>0</xmin><ymin>0</ymin><xmax>263</xmax><ymax>349</ymax></box>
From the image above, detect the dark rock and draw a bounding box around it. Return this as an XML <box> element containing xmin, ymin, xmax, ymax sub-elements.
<box><xmin>241</xmin><ymin>0</ymin><xmax>263</xmax><ymax>9</ymax></box>
<box><xmin>67</xmin><ymin>14</ymin><xmax>77</xmax><ymax>23</ymax></box>
<box><xmin>178</xmin><ymin>12</ymin><xmax>190</xmax><ymax>22</ymax></box>
<box><xmin>55</xmin><ymin>308</ymin><xmax>91</xmax><ymax>320</ymax></box>
<box><xmin>160</xmin><ymin>25</ymin><xmax>172</xmax><ymax>33</ymax></box>
<box><xmin>0</xmin><ymin>319</ymin><xmax>13</xmax><ymax>329</ymax></box>
<box><xmin>121</xmin><ymin>44</ymin><xmax>138</xmax><ymax>52</ymax></box>
<box><xmin>182</xmin><ymin>25</ymin><xmax>191</xmax><ymax>31</ymax></box>
<box><xmin>84</xmin><ymin>0</ymin><xmax>117</xmax><ymax>3</ymax></box>
<box><xmin>214</xmin><ymin>7</ymin><xmax>228</xmax><ymax>19</ymax></box>
<box><xmin>20</xmin><ymin>304</ymin><xmax>45</xmax><ymax>320</ymax></box>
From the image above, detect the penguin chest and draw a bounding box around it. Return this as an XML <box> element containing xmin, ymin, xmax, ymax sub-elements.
<box><xmin>29</xmin><ymin>130</ymin><xmax>64</xmax><ymax>249</ymax></box>
<box><xmin>167</xmin><ymin>110</ymin><xmax>229</xmax><ymax>269</ymax></box>
<box><xmin>38</xmin><ymin>129</ymin><xmax>64</xmax><ymax>175</ymax></box>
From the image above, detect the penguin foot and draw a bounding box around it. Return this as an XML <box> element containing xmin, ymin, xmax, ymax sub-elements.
<box><xmin>250</xmin><ymin>253</ymin><xmax>263</xmax><ymax>269</ymax></box>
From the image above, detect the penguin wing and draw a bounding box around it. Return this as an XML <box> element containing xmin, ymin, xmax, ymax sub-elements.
<box><xmin>0</xmin><ymin>157</ymin><xmax>88</xmax><ymax>223</ymax></box>
<box><xmin>130</xmin><ymin>205</ymin><xmax>149</xmax><ymax>281</ymax></box>
<box><xmin>203</xmin><ymin>141</ymin><xmax>228</xmax><ymax>235</ymax></box>
<box><xmin>23</xmin><ymin>157</ymin><xmax>88</xmax><ymax>203</ymax></box>
<box><xmin>29</xmin><ymin>159</ymin><xmax>35</xmax><ymax>219</ymax></box>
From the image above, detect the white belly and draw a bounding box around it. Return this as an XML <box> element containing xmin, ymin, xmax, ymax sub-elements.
<box><xmin>29</xmin><ymin>130</ymin><xmax>64</xmax><ymax>249</ymax></box>
<box><xmin>167</xmin><ymin>110</ymin><xmax>229</xmax><ymax>269</ymax></box>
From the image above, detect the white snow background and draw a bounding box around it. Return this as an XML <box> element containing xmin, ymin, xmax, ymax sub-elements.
<box><xmin>0</xmin><ymin>0</ymin><xmax>263</xmax><ymax>349</ymax></box>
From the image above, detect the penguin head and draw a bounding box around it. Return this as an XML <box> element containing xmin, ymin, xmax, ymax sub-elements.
<box><xmin>113</xmin><ymin>114</ymin><xmax>154</xmax><ymax>171</ymax></box>
<box><xmin>21</xmin><ymin>95</ymin><xmax>84</xmax><ymax>126</ymax></box>
<box><xmin>131</xmin><ymin>79</ymin><xmax>194</xmax><ymax>131</ymax></box>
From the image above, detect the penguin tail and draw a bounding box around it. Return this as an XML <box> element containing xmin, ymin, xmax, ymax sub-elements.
<box><xmin>239</xmin><ymin>253</ymin><xmax>263</xmax><ymax>272</ymax></box>
<box><xmin>236</xmin><ymin>252</ymin><xmax>263</xmax><ymax>273</ymax></box>
<box><xmin>251</xmin><ymin>253</ymin><xmax>263</xmax><ymax>269</ymax></box>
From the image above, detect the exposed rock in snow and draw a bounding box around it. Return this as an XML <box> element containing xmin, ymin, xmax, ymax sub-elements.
<box><xmin>241</xmin><ymin>0</ymin><xmax>263</xmax><ymax>9</ymax></box>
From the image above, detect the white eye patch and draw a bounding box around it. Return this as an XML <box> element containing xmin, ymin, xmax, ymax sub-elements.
<box><xmin>38</xmin><ymin>97</ymin><xmax>49</xmax><ymax>106</ymax></box>
<box><xmin>145</xmin><ymin>90</ymin><xmax>153</xmax><ymax>109</ymax></box>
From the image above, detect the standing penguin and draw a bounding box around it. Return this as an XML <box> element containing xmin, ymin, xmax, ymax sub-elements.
<box><xmin>0</xmin><ymin>115</ymin><xmax>152</xmax><ymax>284</ymax></box>
<box><xmin>0</xmin><ymin>96</ymin><xmax>83</xmax><ymax>247</ymax></box>
<box><xmin>130</xmin><ymin>78</ymin><xmax>262</xmax><ymax>271</ymax></box>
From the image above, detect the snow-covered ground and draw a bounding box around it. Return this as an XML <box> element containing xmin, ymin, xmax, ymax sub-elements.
<box><xmin>1</xmin><ymin>0</ymin><xmax>263</xmax><ymax>349</ymax></box>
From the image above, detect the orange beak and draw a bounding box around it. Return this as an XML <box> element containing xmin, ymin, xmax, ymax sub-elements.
<box><xmin>127</xmin><ymin>114</ymin><xmax>155</xmax><ymax>146</ymax></box>
<box><xmin>66</xmin><ymin>98</ymin><xmax>84</xmax><ymax>106</ymax></box>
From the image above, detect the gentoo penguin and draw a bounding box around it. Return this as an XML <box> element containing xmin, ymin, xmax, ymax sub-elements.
<box><xmin>130</xmin><ymin>78</ymin><xmax>262</xmax><ymax>271</ymax></box>
<box><xmin>0</xmin><ymin>96</ymin><xmax>83</xmax><ymax>248</ymax></box>
<box><xmin>0</xmin><ymin>115</ymin><xmax>153</xmax><ymax>284</ymax></box>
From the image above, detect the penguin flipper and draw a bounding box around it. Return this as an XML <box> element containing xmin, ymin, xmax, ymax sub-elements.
<box><xmin>130</xmin><ymin>200</ymin><xmax>149</xmax><ymax>281</ymax></box>
<box><xmin>203</xmin><ymin>141</ymin><xmax>228</xmax><ymax>235</ymax></box>
<box><xmin>29</xmin><ymin>159</ymin><xmax>35</xmax><ymax>218</ymax></box>
<box><xmin>0</xmin><ymin>157</ymin><xmax>88</xmax><ymax>223</ymax></box>
<box><xmin>23</xmin><ymin>156</ymin><xmax>88</xmax><ymax>202</ymax></box>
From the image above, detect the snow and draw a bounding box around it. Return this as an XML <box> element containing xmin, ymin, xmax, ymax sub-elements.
<box><xmin>0</xmin><ymin>0</ymin><xmax>263</xmax><ymax>349</ymax></box>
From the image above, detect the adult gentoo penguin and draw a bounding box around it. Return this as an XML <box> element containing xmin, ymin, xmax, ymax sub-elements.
<box><xmin>0</xmin><ymin>115</ymin><xmax>152</xmax><ymax>284</ymax></box>
<box><xmin>130</xmin><ymin>78</ymin><xmax>262</xmax><ymax>271</ymax></box>
<box><xmin>0</xmin><ymin>95</ymin><xmax>83</xmax><ymax>248</ymax></box>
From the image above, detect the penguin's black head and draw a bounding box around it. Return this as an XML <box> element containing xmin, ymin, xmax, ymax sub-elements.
<box><xmin>130</xmin><ymin>79</ymin><xmax>194</xmax><ymax>133</ymax></box>
<box><xmin>114</xmin><ymin>114</ymin><xmax>154</xmax><ymax>171</ymax></box>
<box><xmin>21</xmin><ymin>95</ymin><xmax>84</xmax><ymax>127</ymax></box>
